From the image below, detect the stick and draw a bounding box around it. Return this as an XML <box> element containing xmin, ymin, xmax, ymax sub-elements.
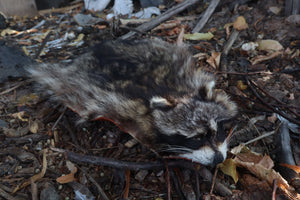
<box><xmin>120</xmin><ymin>0</ymin><xmax>200</xmax><ymax>39</ymax></box>
<box><xmin>66</xmin><ymin>150</ymin><xmax>194</xmax><ymax>170</ymax></box>
<box><xmin>192</xmin><ymin>0</ymin><xmax>220</xmax><ymax>33</ymax></box>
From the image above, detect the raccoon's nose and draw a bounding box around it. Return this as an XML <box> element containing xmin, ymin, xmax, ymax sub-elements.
<box><xmin>212</xmin><ymin>151</ymin><xmax>225</xmax><ymax>165</ymax></box>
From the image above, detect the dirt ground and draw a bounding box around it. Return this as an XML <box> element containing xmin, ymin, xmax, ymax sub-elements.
<box><xmin>0</xmin><ymin>0</ymin><xmax>299</xmax><ymax>199</ymax></box>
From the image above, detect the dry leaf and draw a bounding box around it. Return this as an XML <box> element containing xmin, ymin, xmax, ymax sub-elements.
<box><xmin>56</xmin><ymin>161</ymin><xmax>77</xmax><ymax>184</ymax></box>
<box><xmin>206</xmin><ymin>52</ymin><xmax>221</xmax><ymax>69</ymax></box>
<box><xmin>18</xmin><ymin>94</ymin><xmax>39</xmax><ymax>106</ymax></box>
<box><xmin>251</xmin><ymin>51</ymin><xmax>282</xmax><ymax>65</ymax></box>
<box><xmin>13</xmin><ymin>150</ymin><xmax>47</xmax><ymax>193</ymax></box>
<box><xmin>237</xmin><ymin>80</ymin><xmax>247</xmax><ymax>90</ymax></box>
<box><xmin>232</xmin><ymin>145</ymin><xmax>300</xmax><ymax>200</ymax></box>
<box><xmin>3</xmin><ymin>127</ymin><xmax>29</xmax><ymax>137</ymax></box>
<box><xmin>29</xmin><ymin>120</ymin><xmax>39</xmax><ymax>134</ymax></box>
<box><xmin>184</xmin><ymin>32</ymin><xmax>214</xmax><ymax>40</ymax></box>
<box><xmin>66</xmin><ymin>161</ymin><xmax>77</xmax><ymax>173</ymax></box>
<box><xmin>233</xmin><ymin>16</ymin><xmax>248</xmax><ymax>31</ymax></box>
<box><xmin>219</xmin><ymin>159</ymin><xmax>239</xmax><ymax>183</ymax></box>
<box><xmin>267</xmin><ymin>113</ymin><xmax>277</xmax><ymax>123</ymax></box>
<box><xmin>269</xmin><ymin>6</ymin><xmax>281</xmax><ymax>15</ymax></box>
<box><xmin>280</xmin><ymin>163</ymin><xmax>300</xmax><ymax>173</ymax></box>
<box><xmin>1</xmin><ymin>28</ymin><xmax>19</xmax><ymax>36</ymax></box>
<box><xmin>69</xmin><ymin>33</ymin><xmax>85</xmax><ymax>47</ymax></box>
<box><xmin>257</xmin><ymin>40</ymin><xmax>283</xmax><ymax>51</ymax></box>
<box><xmin>56</xmin><ymin>172</ymin><xmax>76</xmax><ymax>184</ymax></box>
<box><xmin>224</xmin><ymin>23</ymin><xmax>233</xmax><ymax>29</ymax></box>
<box><xmin>10</xmin><ymin>111</ymin><xmax>28</xmax><ymax>121</ymax></box>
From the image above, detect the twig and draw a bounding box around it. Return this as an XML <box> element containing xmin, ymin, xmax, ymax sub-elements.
<box><xmin>52</xmin><ymin>106</ymin><xmax>67</xmax><ymax>131</ymax></box>
<box><xmin>0</xmin><ymin>80</ymin><xmax>32</xmax><ymax>95</ymax></box>
<box><xmin>30</xmin><ymin>178</ymin><xmax>38</xmax><ymax>200</ymax></box>
<box><xmin>123</xmin><ymin>170</ymin><xmax>130</xmax><ymax>199</ymax></box>
<box><xmin>243</xmin><ymin>131</ymin><xmax>275</xmax><ymax>145</ymax></box>
<box><xmin>216</xmin><ymin>71</ymin><xmax>273</xmax><ymax>75</ymax></box>
<box><xmin>165</xmin><ymin>161</ymin><xmax>172</xmax><ymax>200</ymax></box>
<box><xmin>65</xmin><ymin>150</ymin><xmax>194</xmax><ymax>170</ymax></box>
<box><xmin>77</xmin><ymin>166</ymin><xmax>109</xmax><ymax>200</ymax></box>
<box><xmin>120</xmin><ymin>0</ymin><xmax>200</xmax><ymax>39</ymax></box>
<box><xmin>254</xmin><ymin>17</ymin><xmax>264</xmax><ymax>32</ymax></box>
<box><xmin>38</xmin><ymin>2</ymin><xmax>83</xmax><ymax>15</ymax></box>
<box><xmin>198</xmin><ymin>167</ymin><xmax>232</xmax><ymax>196</ymax></box>
<box><xmin>169</xmin><ymin>169</ymin><xmax>185</xmax><ymax>200</ymax></box>
<box><xmin>246</xmin><ymin>115</ymin><xmax>269</xmax><ymax>154</ymax></box>
<box><xmin>246</xmin><ymin>79</ymin><xmax>300</xmax><ymax>125</ymax></box>
<box><xmin>192</xmin><ymin>0</ymin><xmax>220</xmax><ymax>33</ymax></box>
<box><xmin>272</xmin><ymin>179</ymin><xmax>278</xmax><ymax>200</ymax></box>
<box><xmin>251</xmin><ymin>51</ymin><xmax>282</xmax><ymax>65</ymax></box>
<box><xmin>222</xmin><ymin>29</ymin><xmax>239</xmax><ymax>56</ymax></box>
<box><xmin>62</xmin><ymin>117</ymin><xmax>81</xmax><ymax>147</ymax></box>
<box><xmin>34</xmin><ymin>31</ymin><xmax>52</xmax><ymax>59</ymax></box>
<box><xmin>120</xmin><ymin>16</ymin><xmax>197</xmax><ymax>26</ymax></box>
<box><xmin>250</xmin><ymin>81</ymin><xmax>300</xmax><ymax>117</ymax></box>
<box><xmin>221</xmin><ymin>29</ymin><xmax>239</xmax><ymax>75</ymax></box>
<box><xmin>209</xmin><ymin>167</ymin><xmax>218</xmax><ymax>194</ymax></box>
<box><xmin>0</xmin><ymin>187</ymin><xmax>20</xmax><ymax>200</ymax></box>
<box><xmin>226</xmin><ymin>125</ymin><xmax>238</xmax><ymax>144</ymax></box>
<box><xmin>194</xmin><ymin>168</ymin><xmax>200</xmax><ymax>200</ymax></box>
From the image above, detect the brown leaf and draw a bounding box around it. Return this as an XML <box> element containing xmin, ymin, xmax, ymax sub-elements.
<box><xmin>29</xmin><ymin>120</ymin><xmax>39</xmax><ymax>134</ymax></box>
<box><xmin>56</xmin><ymin>172</ymin><xmax>76</xmax><ymax>184</ymax></box>
<box><xmin>206</xmin><ymin>52</ymin><xmax>221</xmax><ymax>69</ymax></box>
<box><xmin>257</xmin><ymin>40</ymin><xmax>283</xmax><ymax>52</ymax></box>
<box><xmin>3</xmin><ymin>126</ymin><xmax>29</xmax><ymax>137</ymax></box>
<box><xmin>251</xmin><ymin>51</ymin><xmax>282</xmax><ymax>65</ymax></box>
<box><xmin>13</xmin><ymin>150</ymin><xmax>47</xmax><ymax>193</ymax></box>
<box><xmin>56</xmin><ymin>161</ymin><xmax>77</xmax><ymax>184</ymax></box>
<box><xmin>233</xmin><ymin>16</ymin><xmax>248</xmax><ymax>31</ymax></box>
<box><xmin>237</xmin><ymin>80</ymin><xmax>247</xmax><ymax>90</ymax></box>
<box><xmin>219</xmin><ymin>159</ymin><xmax>239</xmax><ymax>183</ymax></box>
<box><xmin>280</xmin><ymin>163</ymin><xmax>300</xmax><ymax>173</ymax></box>
<box><xmin>232</xmin><ymin>145</ymin><xmax>300</xmax><ymax>200</ymax></box>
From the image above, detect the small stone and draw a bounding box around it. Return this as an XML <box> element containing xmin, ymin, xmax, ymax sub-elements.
<box><xmin>135</xmin><ymin>170</ymin><xmax>148</xmax><ymax>182</ymax></box>
<box><xmin>40</xmin><ymin>185</ymin><xmax>60</xmax><ymax>200</ymax></box>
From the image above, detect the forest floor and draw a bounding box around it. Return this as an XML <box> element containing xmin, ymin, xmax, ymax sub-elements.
<box><xmin>0</xmin><ymin>0</ymin><xmax>299</xmax><ymax>199</ymax></box>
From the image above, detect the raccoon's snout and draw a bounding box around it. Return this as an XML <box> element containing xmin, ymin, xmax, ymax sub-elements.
<box><xmin>179</xmin><ymin>141</ymin><xmax>227</xmax><ymax>165</ymax></box>
<box><xmin>212</xmin><ymin>151</ymin><xmax>225</xmax><ymax>165</ymax></box>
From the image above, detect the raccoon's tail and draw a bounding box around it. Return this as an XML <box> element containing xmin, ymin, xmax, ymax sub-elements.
<box><xmin>28</xmin><ymin>63</ymin><xmax>148</xmax><ymax>123</ymax></box>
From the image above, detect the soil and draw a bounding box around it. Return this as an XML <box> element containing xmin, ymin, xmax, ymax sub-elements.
<box><xmin>0</xmin><ymin>0</ymin><xmax>299</xmax><ymax>199</ymax></box>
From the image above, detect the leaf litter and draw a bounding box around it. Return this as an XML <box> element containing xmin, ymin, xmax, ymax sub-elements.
<box><xmin>0</xmin><ymin>0</ymin><xmax>299</xmax><ymax>199</ymax></box>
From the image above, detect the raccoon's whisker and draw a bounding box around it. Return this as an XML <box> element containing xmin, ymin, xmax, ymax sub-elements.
<box><xmin>158</xmin><ymin>145</ymin><xmax>193</xmax><ymax>153</ymax></box>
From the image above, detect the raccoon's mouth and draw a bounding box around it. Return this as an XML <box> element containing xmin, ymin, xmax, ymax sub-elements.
<box><xmin>178</xmin><ymin>141</ymin><xmax>227</xmax><ymax>165</ymax></box>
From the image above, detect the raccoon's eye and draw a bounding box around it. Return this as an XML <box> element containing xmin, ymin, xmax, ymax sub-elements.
<box><xmin>217</xmin><ymin>121</ymin><xmax>224</xmax><ymax>135</ymax></box>
<box><xmin>196</xmin><ymin>87</ymin><xmax>207</xmax><ymax>100</ymax></box>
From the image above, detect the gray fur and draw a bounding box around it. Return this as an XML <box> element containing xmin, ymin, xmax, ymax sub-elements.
<box><xmin>28</xmin><ymin>39</ymin><xmax>237</xmax><ymax>165</ymax></box>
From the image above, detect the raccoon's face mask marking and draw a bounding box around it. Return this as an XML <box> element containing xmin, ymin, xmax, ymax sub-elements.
<box><xmin>151</xmin><ymin>96</ymin><xmax>235</xmax><ymax>165</ymax></box>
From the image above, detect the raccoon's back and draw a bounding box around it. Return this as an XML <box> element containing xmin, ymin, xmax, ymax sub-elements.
<box><xmin>84</xmin><ymin>39</ymin><xmax>197</xmax><ymax>100</ymax></box>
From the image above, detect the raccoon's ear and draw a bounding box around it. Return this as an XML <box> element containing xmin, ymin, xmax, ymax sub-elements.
<box><xmin>150</xmin><ymin>96</ymin><xmax>173</xmax><ymax>109</ymax></box>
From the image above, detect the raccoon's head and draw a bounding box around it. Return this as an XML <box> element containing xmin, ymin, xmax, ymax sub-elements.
<box><xmin>150</xmin><ymin>82</ymin><xmax>237</xmax><ymax>166</ymax></box>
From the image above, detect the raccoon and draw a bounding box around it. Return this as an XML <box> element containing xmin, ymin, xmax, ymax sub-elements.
<box><xmin>28</xmin><ymin>39</ymin><xmax>237</xmax><ymax>166</ymax></box>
